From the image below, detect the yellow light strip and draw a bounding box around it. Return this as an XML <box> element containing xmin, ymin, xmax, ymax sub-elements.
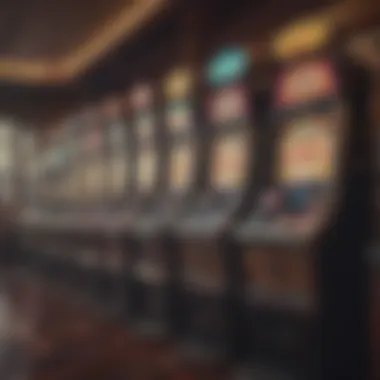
<box><xmin>63</xmin><ymin>0</ymin><xmax>168</xmax><ymax>79</ymax></box>
<box><xmin>272</xmin><ymin>0</ymin><xmax>379</xmax><ymax>61</ymax></box>
<box><xmin>0</xmin><ymin>0</ymin><xmax>167</xmax><ymax>85</ymax></box>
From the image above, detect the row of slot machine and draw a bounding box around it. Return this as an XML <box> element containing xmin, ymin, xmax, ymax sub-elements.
<box><xmin>15</xmin><ymin>13</ymin><xmax>378</xmax><ymax>380</ymax></box>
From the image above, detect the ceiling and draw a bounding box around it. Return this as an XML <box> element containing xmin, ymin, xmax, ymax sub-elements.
<box><xmin>0</xmin><ymin>0</ymin><xmax>168</xmax><ymax>85</ymax></box>
<box><xmin>0</xmin><ymin>0</ymin><xmax>378</xmax><ymax>125</ymax></box>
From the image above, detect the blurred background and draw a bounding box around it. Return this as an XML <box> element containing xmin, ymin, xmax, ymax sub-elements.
<box><xmin>0</xmin><ymin>0</ymin><xmax>379</xmax><ymax>379</ymax></box>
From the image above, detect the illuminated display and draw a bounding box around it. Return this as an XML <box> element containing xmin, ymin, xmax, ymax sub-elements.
<box><xmin>170</xmin><ymin>144</ymin><xmax>193</xmax><ymax>191</ymax></box>
<box><xmin>165</xmin><ymin>68</ymin><xmax>195</xmax><ymax>193</ymax></box>
<box><xmin>207</xmin><ymin>47</ymin><xmax>250</xmax><ymax>87</ymax></box>
<box><xmin>272</xmin><ymin>13</ymin><xmax>333</xmax><ymax>60</ymax></box>
<box><xmin>210</xmin><ymin>86</ymin><xmax>248</xmax><ymax>124</ymax></box>
<box><xmin>276</xmin><ymin>61</ymin><xmax>337</xmax><ymax>107</ymax></box>
<box><xmin>137</xmin><ymin>151</ymin><xmax>157</xmax><ymax>192</ymax></box>
<box><xmin>132</xmin><ymin>83</ymin><xmax>157</xmax><ymax>194</ymax></box>
<box><xmin>212</xmin><ymin>134</ymin><xmax>249</xmax><ymax>190</ymax></box>
<box><xmin>166</xmin><ymin>102</ymin><xmax>193</xmax><ymax>133</ymax></box>
<box><xmin>209</xmin><ymin>84</ymin><xmax>250</xmax><ymax>191</ymax></box>
<box><xmin>279</xmin><ymin>115</ymin><xmax>337</xmax><ymax>184</ymax></box>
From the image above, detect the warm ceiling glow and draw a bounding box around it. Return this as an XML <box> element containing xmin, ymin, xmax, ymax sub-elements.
<box><xmin>0</xmin><ymin>0</ymin><xmax>167</xmax><ymax>85</ymax></box>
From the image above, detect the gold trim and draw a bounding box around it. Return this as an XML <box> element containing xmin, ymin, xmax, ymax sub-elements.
<box><xmin>0</xmin><ymin>0</ymin><xmax>167</xmax><ymax>85</ymax></box>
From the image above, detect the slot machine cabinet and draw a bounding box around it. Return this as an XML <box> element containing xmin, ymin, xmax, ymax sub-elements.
<box><xmin>129</xmin><ymin>68</ymin><xmax>200</xmax><ymax>339</ymax></box>
<box><xmin>77</xmin><ymin>107</ymin><xmax>107</xmax><ymax>308</ymax></box>
<box><xmin>63</xmin><ymin>114</ymin><xmax>93</xmax><ymax>296</ymax></box>
<box><xmin>46</xmin><ymin>130</ymin><xmax>76</xmax><ymax>287</ymax></box>
<box><xmin>234</xmin><ymin>16</ymin><xmax>372</xmax><ymax>380</ymax></box>
<box><xmin>128</xmin><ymin>82</ymin><xmax>165</xmax><ymax>334</ymax></box>
<box><xmin>97</xmin><ymin>97</ymin><xmax>132</xmax><ymax>317</ymax></box>
<box><xmin>174</xmin><ymin>47</ymin><xmax>258</xmax><ymax>362</ymax></box>
<box><xmin>43</xmin><ymin>130</ymin><xmax>71</xmax><ymax>285</ymax></box>
<box><xmin>57</xmin><ymin>117</ymin><xmax>84</xmax><ymax>293</ymax></box>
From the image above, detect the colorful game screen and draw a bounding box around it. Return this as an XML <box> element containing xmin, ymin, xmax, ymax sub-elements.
<box><xmin>209</xmin><ymin>85</ymin><xmax>250</xmax><ymax>192</ymax></box>
<box><xmin>275</xmin><ymin>60</ymin><xmax>340</xmax><ymax>215</ymax></box>
<box><xmin>165</xmin><ymin>69</ymin><xmax>195</xmax><ymax>192</ymax></box>
<box><xmin>132</xmin><ymin>84</ymin><xmax>158</xmax><ymax>194</ymax></box>
<box><xmin>206</xmin><ymin>47</ymin><xmax>252</xmax><ymax>193</ymax></box>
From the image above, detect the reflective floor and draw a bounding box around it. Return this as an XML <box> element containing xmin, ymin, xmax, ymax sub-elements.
<box><xmin>0</xmin><ymin>269</ymin><xmax>227</xmax><ymax>380</ymax></box>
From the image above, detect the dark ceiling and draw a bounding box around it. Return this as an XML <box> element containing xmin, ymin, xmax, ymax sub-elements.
<box><xmin>0</xmin><ymin>0</ymin><xmax>377</xmax><ymax>126</ymax></box>
<box><xmin>0</xmin><ymin>0</ymin><xmax>133</xmax><ymax>60</ymax></box>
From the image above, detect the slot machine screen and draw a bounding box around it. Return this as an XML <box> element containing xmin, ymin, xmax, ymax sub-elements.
<box><xmin>279</xmin><ymin>115</ymin><xmax>337</xmax><ymax>184</ymax></box>
<box><xmin>206</xmin><ymin>48</ymin><xmax>252</xmax><ymax>195</ymax></box>
<box><xmin>274</xmin><ymin>60</ymin><xmax>341</xmax><ymax>224</ymax></box>
<box><xmin>165</xmin><ymin>69</ymin><xmax>195</xmax><ymax>193</ymax></box>
<box><xmin>132</xmin><ymin>84</ymin><xmax>158</xmax><ymax>195</ymax></box>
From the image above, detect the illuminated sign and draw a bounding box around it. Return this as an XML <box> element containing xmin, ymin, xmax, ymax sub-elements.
<box><xmin>165</xmin><ymin>68</ymin><xmax>193</xmax><ymax>98</ymax></box>
<box><xmin>166</xmin><ymin>101</ymin><xmax>193</xmax><ymax>133</ymax></box>
<box><xmin>209</xmin><ymin>86</ymin><xmax>248</xmax><ymax>124</ymax></box>
<box><xmin>207</xmin><ymin>47</ymin><xmax>250</xmax><ymax>86</ymax></box>
<box><xmin>273</xmin><ymin>13</ymin><xmax>333</xmax><ymax>60</ymax></box>
<box><xmin>275</xmin><ymin>61</ymin><xmax>338</xmax><ymax>106</ymax></box>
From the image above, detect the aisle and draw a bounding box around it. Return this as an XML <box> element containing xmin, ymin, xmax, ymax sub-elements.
<box><xmin>0</xmin><ymin>271</ymin><xmax>228</xmax><ymax>380</ymax></box>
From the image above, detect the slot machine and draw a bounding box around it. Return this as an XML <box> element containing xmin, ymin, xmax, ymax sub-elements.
<box><xmin>174</xmin><ymin>46</ymin><xmax>258</xmax><ymax>362</ymax></box>
<box><xmin>234</xmin><ymin>14</ymin><xmax>372</xmax><ymax>380</ymax></box>
<box><xmin>40</xmin><ymin>129</ymin><xmax>72</xmax><ymax>285</ymax></box>
<box><xmin>57</xmin><ymin>116</ymin><xmax>82</xmax><ymax>292</ymax></box>
<box><xmin>98</xmin><ymin>97</ymin><xmax>132</xmax><ymax>317</ymax></box>
<box><xmin>128</xmin><ymin>82</ymin><xmax>164</xmax><ymax>333</ymax></box>
<box><xmin>48</xmin><ymin>119</ymin><xmax>80</xmax><ymax>292</ymax></box>
<box><xmin>129</xmin><ymin>68</ymin><xmax>199</xmax><ymax>338</ymax></box>
<box><xmin>76</xmin><ymin>107</ymin><xmax>106</xmax><ymax>307</ymax></box>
